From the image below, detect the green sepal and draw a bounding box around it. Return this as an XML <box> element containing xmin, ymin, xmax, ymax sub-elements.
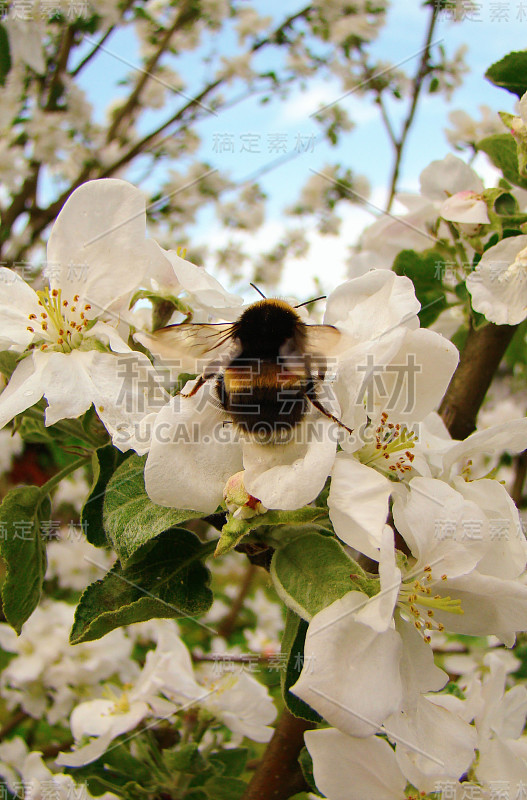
<box><xmin>0</xmin><ymin>487</ymin><xmax>50</xmax><ymax>633</ymax></box>
<box><xmin>102</xmin><ymin>454</ymin><xmax>204</xmax><ymax>565</ymax></box>
<box><xmin>215</xmin><ymin>506</ymin><xmax>326</xmax><ymax>557</ymax></box>
<box><xmin>69</xmin><ymin>528</ymin><xmax>214</xmax><ymax>644</ymax></box>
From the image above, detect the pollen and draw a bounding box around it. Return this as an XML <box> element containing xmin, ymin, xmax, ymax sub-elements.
<box><xmin>28</xmin><ymin>314</ymin><xmax>36</xmax><ymax>320</ymax></box>
<box><xmin>26</xmin><ymin>326</ymin><xmax>34</xmax><ymax>332</ymax></box>
<box><xmin>358</xmin><ymin>413</ymin><xmax>417</xmax><ymax>479</ymax></box>
<box><xmin>397</xmin><ymin>565</ymin><xmax>463</xmax><ymax>645</ymax></box>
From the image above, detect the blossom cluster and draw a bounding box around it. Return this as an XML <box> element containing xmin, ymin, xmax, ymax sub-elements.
<box><xmin>0</xmin><ymin>170</ymin><xmax>526</xmax><ymax>799</ymax></box>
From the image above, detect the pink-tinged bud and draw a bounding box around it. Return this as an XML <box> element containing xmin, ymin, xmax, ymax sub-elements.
<box><xmin>223</xmin><ymin>471</ymin><xmax>267</xmax><ymax>519</ymax></box>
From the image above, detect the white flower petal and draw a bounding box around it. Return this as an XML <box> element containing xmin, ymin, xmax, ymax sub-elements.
<box><xmin>393</xmin><ymin>478</ymin><xmax>489</xmax><ymax>578</ymax></box>
<box><xmin>164</xmin><ymin>248</ymin><xmax>244</xmax><ymax>318</ymax></box>
<box><xmin>367</xmin><ymin>327</ymin><xmax>459</xmax><ymax>425</ymax></box>
<box><xmin>420</xmin><ymin>154</ymin><xmax>484</xmax><ymax>201</ymax></box>
<box><xmin>355</xmin><ymin>526</ymin><xmax>400</xmax><ymax>631</ymax></box>
<box><xmin>442</xmin><ymin>418</ymin><xmax>527</xmax><ymax>480</ymax></box>
<box><xmin>47</xmin><ymin>179</ymin><xmax>167</xmax><ymax>314</ymax></box>
<box><xmin>388</xmin><ymin>695</ymin><xmax>477</xmax><ymax>793</ymax></box>
<box><xmin>291</xmin><ymin>591</ymin><xmax>403</xmax><ymax>737</ymax></box>
<box><xmin>305</xmin><ymin>729</ymin><xmax>406</xmax><ymax>800</ymax></box>
<box><xmin>328</xmin><ymin>455</ymin><xmax>391</xmax><ymax>560</ymax></box>
<box><xmin>56</xmin><ymin>730</ymin><xmax>115</xmax><ymax>768</ymax></box>
<box><xmin>0</xmin><ymin>269</ymin><xmax>42</xmax><ymax>352</ymax></box>
<box><xmin>433</xmin><ymin>571</ymin><xmax>527</xmax><ymax>646</ymax></box>
<box><xmin>454</xmin><ymin>478</ymin><xmax>527</xmax><ymax>579</ymax></box>
<box><xmin>466</xmin><ymin>235</ymin><xmax>527</xmax><ymax>325</ymax></box>
<box><xmin>71</xmin><ymin>699</ymin><xmax>116</xmax><ymax>740</ymax></box>
<box><xmin>324</xmin><ymin>270</ymin><xmax>420</xmax><ymax>344</ymax></box>
<box><xmin>145</xmin><ymin>383</ymin><xmax>243</xmax><ymax>512</ymax></box>
<box><xmin>0</xmin><ymin>353</ymin><xmax>46</xmax><ymax>429</ymax></box>
<box><xmin>440</xmin><ymin>191</ymin><xmax>490</xmax><ymax>224</ymax></box>
<box><xmin>243</xmin><ymin>409</ymin><xmax>337</xmax><ymax>509</ymax></box>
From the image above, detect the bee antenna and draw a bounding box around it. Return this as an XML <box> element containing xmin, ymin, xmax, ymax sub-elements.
<box><xmin>250</xmin><ymin>282</ymin><xmax>267</xmax><ymax>299</ymax></box>
<box><xmin>295</xmin><ymin>295</ymin><xmax>326</xmax><ymax>309</ymax></box>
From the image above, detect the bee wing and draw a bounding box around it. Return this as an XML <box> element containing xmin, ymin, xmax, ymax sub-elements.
<box><xmin>304</xmin><ymin>324</ymin><xmax>351</xmax><ymax>356</ymax></box>
<box><xmin>134</xmin><ymin>323</ymin><xmax>236</xmax><ymax>373</ymax></box>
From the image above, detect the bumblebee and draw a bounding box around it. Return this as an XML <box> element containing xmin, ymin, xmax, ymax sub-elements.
<box><xmin>150</xmin><ymin>295</ymin><xmax>351</xmax><ymax>442</ymax></box>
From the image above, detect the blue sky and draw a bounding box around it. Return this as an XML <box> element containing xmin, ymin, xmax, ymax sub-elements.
<box><xmin>74</xmin><ymin>1</ymin><xmax>526</xmax><ymax>296</ymax></box>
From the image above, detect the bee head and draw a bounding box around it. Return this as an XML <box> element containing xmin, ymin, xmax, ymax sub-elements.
<box><xmin>233</xmin><ymin>299</ymin><xmax>306</xmax><ymax>358</ymax></box>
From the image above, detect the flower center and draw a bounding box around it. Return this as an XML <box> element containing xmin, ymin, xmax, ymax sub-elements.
<box><xmin>358</xmin><ymin>413</ymin><xmax>416</xmax><ymax>479</ymax></box>
<box><xmin>397</xmin><ymin>565</ymin><xmax>463</xmax><ymax>644</ymax></box>
<box><xmin>26</xmin><ymin>287</ymin><xmax>92</xmax><ymax>353</ymax></box>
<box><xmin>112</xmin><ymin>692</ymin><xmax>131</xmax><ymax>714</ymax></box>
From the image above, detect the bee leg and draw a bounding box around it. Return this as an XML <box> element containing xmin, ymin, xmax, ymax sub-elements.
<box><xmin>180</xmin><ymin>374</ymin><xmax>207</xmax><ymax>398</ymax></box>
<box><xmin>308</xmin><ymin>397</ymin><xmax>354</xmax><ymax>435</ymax></box>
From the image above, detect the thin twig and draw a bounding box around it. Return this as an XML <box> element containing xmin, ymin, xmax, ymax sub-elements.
<box><xmin>217</xmin><ymin>563</ymin><xmax>258</xmax><ymax>640</ymax></box>
<box><xmin>385</xmin><ymin>2</ymin><xmax>440</xmax><ymax>211</ymax></box>
<box><xmin>0</xmin><ymin>710</ymin><xmax>29</xmax><ymax>741</ymax></box>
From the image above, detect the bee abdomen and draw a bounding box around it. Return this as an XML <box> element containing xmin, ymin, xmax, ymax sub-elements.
<box><xmin>217</xmin><ymin>364</ymin><xmax>312</xmax><ymax>436</ymax></box>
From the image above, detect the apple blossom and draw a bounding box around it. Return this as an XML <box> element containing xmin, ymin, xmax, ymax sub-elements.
<box><xmin>0</xmin><ymin>179</ymin><xmax>172</xmax><ymax>453</ymax></box>
<box><xmin>466</xmin><ymin>234</ymin><xmax>527</xmax><ymax>325</ymax></box>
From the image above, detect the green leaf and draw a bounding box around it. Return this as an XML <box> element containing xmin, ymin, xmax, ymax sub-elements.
<box><xmin>103</xmin><ymin>454</ymin><xmax>204</xmax><ymax>564</ymax></box>
<box><xmin>216</xmin><ymin>506</ymin><xmax>326</xmax><ymax>557</ymax></box>
<box><xmin>208</xmin><ymin>748</ymin><xmax>248</xmax><ymax>778</ymax></box>
<box><xmin>270</xmin><ymin>531</ymin><xmax>358</xmax><ymax>620</ymax></box>
<box><xmin>298</xmin><ymin>747</ymin><xmax>319</xmax><ymax>794</ymax></box>
<box><xmin>392</xmin><ymin>250</ymin><xmax>448</xmax><ymax>327</ymax></box>
<box><xmin>0</xmin><ymin>24</ymin><xmax>11</xmax><ymax>86</ymax></box>
<box><xmin>82</xmin><ymin>446</ymin><xmax>131</xmax><ymax>548</ymax></box>
<box><xmin>485</xmin><ymin>51</ymin><xmax>527</xmax><ymax>98</ymax></box>
<box><xmin>0</xmin><ymin>487</ymin><xmax>49</xmax><ymax>633</ymax></box>
<box><xmin>478</xmin><ymin>134</ymin><xmax>527</xmax><ymax>190</ymax></box>
<box><xmin>202</xmin><ymin>776</ymin><xmax>247</xmax><ymax>799</ymax></box>
<box><xmin>70</xmin><ymin>528</ymin><xmax>214</xmax><ymax>643</ymax></box>
<box><xmin>280</xmin><ymin>610</ymin><xmax>321</xmax><ymax>723</ymax></box>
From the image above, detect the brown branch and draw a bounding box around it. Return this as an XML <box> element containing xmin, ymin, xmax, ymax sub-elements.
<box><xmin>0</xmin><ymin>710</ymin><xmax>29</xmax><ymax>741</ymax></box>
<box><xmin>242</xmin><ymin>708</ymin><xmax>314</xmax><ymax>800</ymax></box>
<box><xmin>71</xmin><ymin>25</ymin><xmax>116</xmax><ymax>77</ymax></box>
<box><xmin>45</xmin><ymin>25</ymin><xmax>76</xmax><ymax>110</ymax></box>
<box><xmin>511</xmin><ymin>450</ymin><xmax>527</xmax><ymax>507</ymax></box>
<box><xmin>217</xmin><ymin>563</ymin><xmax>257</xmax><ymax>639</ymax></box>
<box><xmin>98</xmin><ymin>5</ymin><xmax>310</xmax><ymax>179</ymax></box>
<box><xmin>385</xmin><ymin>2</ymin><xmax>440</xmax><ymax>212</ymax></box>
<box><xmin>439</xmin><ymin>320</ymin><xmax>517</xmax><ymax>440</ymax></box>
<box><xmin>105</xmin><ymin>2</ymin><xmax>199</xmax><ymax>142</ymax></box>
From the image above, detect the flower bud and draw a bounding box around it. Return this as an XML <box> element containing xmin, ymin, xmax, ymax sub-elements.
<box><xmin>223</xmin><ymin>471</ymin><xmax>267</xmax><ymax>519</ymax></box>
